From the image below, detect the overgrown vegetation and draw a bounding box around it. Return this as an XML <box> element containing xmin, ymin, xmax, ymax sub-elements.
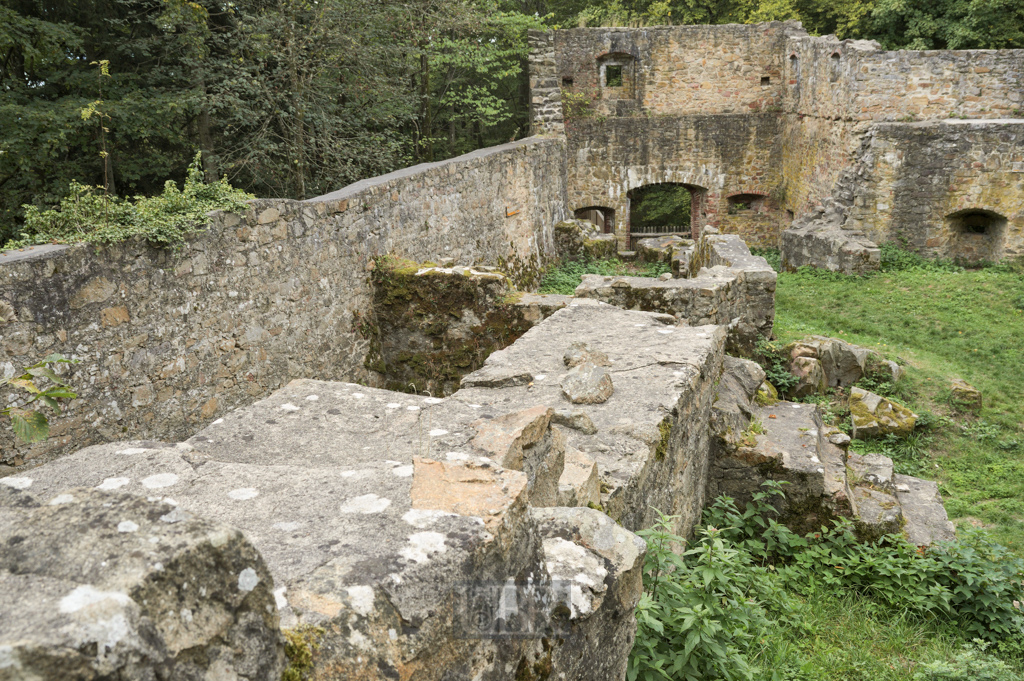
<box><xmin>629</xmin><ymin>483</ymin><xmax>1024</xmax><ymax>681</ymax></box>
<box><xmin>764</xmin><ymin>245</ymin><xmax>1024</xmax><ymax>554</ymax></box>
<box><xmin>2</xmin><ymin>154</ymin><xmax>252</xmax><ymax>250</ymax></box>
<box><xmin>538</xmin><ymin>257</ymin><xmax>670</xmax><ymax>295</ymax></box>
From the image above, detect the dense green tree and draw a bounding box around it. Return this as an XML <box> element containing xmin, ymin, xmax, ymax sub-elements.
<box><xmin>630</xmin><ymin>184</ymin><xmax>691</xmax><ymax>229</ymax></box>
<box><xmin>869</xmin><ymin>0</ymin><xmax>1024</xmax><ymax>49</ymax></box>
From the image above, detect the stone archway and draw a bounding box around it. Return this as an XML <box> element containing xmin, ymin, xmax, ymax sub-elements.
<box><xmin>573</xmin><ymin>206</ymin><xmax>615</xmax><ymax>233</ymax></box>
<box><xmin>626</xmin><ymin>182</ymin><xmax>709</xmax><ymax>247</ymax></box>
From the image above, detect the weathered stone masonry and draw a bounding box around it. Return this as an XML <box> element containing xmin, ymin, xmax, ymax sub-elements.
<box><xmin>536</xmin><ymin>23</ymin><xmax>1024</xmax><ymax>259</ymax></box>
<box><xmin>0</xmin><ymin>138</ymin><xmax>568</xmax><ymax>468</ymax></box>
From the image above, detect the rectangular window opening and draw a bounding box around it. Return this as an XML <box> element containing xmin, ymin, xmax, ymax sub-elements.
<box><xmin>761</xmin><ymin>76</ymin><xmax>770</xmax><ymax>86</ymax></box>
<box><xmin>605</xmin><ymin>65</ymin><xmax>623</xmax><ymax>87</ymax></box>
<box><xmin>562</xmin><ymin>77</ymin><xmax>574</xmax><ymax>87</ymax></box>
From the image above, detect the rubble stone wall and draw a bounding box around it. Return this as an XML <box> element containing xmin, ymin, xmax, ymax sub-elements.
<box><xmin>544</xmin><ymin>22</ymin><xmax>1024</xmax><ymax>256</ymax></box>
<box><xmin>844</xmin><ymin>120</ymin><xmax>1024</xmax><ymax>261</ymax></box>
<box><xmin>784</xmin><ymin>36</ymin><xmax>1024</xmax><ymax>121</ymax></box>
<box><xmin>0</xmin><ymin>137</ymin><xmax>568</xmax><ymax>469</ymax></box>
<box><xmin>565</xmin><ymin>114</ymin><xmax>784</xmax><ymax>248</ymax></box>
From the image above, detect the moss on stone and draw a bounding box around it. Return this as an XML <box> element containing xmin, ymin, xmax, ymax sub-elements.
<box><xmin>654</xmin><ymin>416</ymin><xmax>673</xmax><ymax>461</ymax></box>
<box><xmin>282</xmin><ymin>625</ymin><xmax>325</xmax><ymax>681</ymax></box>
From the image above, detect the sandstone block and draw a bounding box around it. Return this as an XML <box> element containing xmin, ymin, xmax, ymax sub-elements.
<box><xmin>849</xmin><ymin>386</ymin><xmax>917</xmax><ymax>438</ymax></box>
<box><xmin>950</xmin><ymin>378</ymin><xmax>982</xmax><ymax>412</ymax></box>
<box><xmin>560</xmin><ymin>362</ymin><xmax>614</xmax><ymax>404</ymax></box>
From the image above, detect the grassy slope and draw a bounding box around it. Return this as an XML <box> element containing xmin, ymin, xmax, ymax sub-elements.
<box><xmin>774</xmin><ymin>265</ymin><xmax>1024</xmax><ymax>553</ymax></box>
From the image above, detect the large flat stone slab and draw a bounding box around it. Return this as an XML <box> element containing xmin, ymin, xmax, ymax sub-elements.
<box><xmin>13</xmin><ymin>306</ymin><xmax>667</xmax><ymax>679</ymax></box>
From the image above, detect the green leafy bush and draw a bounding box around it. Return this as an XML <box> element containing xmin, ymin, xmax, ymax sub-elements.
<box><xmin>538</xmin><ymin>258</ymin><xmax>669</xmax><ymax>295</ymax></box>
<box><xmin>631</xmin><ymin>482</ymin><xmax>1024</xmax><ymax>680</ymax></box>
<box><xmin>628</xmin><ymin>511</ymin><xmax>804</xmax><ymax>681</ymax></box>
<box><xmin>913</xmin><ymin>640</ymin><xmax>1022</xmax><ymax>681</ymax></box>
<box><xmin>4</xmin><ymin>153</ymin><xmax>253</xmax><ymax>251</ymax></box>
<box><xmin>754</xmin><ymin>337</ymin><xmax>800</xmax><ymax>395</ymax></box>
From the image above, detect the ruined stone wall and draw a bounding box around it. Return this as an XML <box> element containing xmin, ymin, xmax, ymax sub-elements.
<box><xmin>844</xmin><ymin>120</ymin><xmax>1024</xmax><ymax>261</ymax></box>
<box><xmin>566</xmin><ymin>114</ymin><xmax>784</xmax><ymax>247</ymax></box>
<box><xmin>544</xmin><ymin>22</ymin><xmax>1024</xmax><ymax>254</ymax></box>
<box><xmin>785</xmin><ymin>36</ymin><xmax>1024</xmax><ymax>121</ymax></box>
<box><xmin>554</xmin><ymin>23</ymin><xmax>802</xmax><ymax>117</ymax></box>
<box><xmin>0</xmin><ymin>137</ymin><xmax>568</xmax><ymax>469</ymax></box>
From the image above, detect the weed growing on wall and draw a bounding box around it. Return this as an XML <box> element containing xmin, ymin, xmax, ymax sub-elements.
<box><xmin>3</xmin><ymin>153</ymin><xmax>253</xmax><ymax>251</ymax></box>
<box><xmin>0</xmin><ymin>354</ymin><xmax>79</xmax><ymax>443</ymax></box>
<box><xmin>538</xmin><ymin>257</ymin><xmax>669</xmax><ymax>295</ymax></box>
<box><xmin>630</xmin><ymin>483</ymin><xmax>1024</xmax><ymax>681</ymax></box>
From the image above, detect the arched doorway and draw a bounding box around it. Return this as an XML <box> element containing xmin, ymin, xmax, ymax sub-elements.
<box><xmin>627</xmin><ymin>183</ymin><xmax>708</xmax><ymax>248</ymax></box>
<box><xmin>574</xmin><ymin>206</ymin><xmax>615</xmax><ymax>234</ymax></box>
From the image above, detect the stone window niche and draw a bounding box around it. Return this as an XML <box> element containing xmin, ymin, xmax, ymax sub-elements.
<box><xmin>829</xmin><ymin>52</ymin><xmax>841</xmax><ymax>83</ymax></box>
<box><xmin>761</xmin><ymin>76</ymin><xmax>770</xmax><ymax>86</ymax></box>
<box><xmin>789</xmin><ymin>54</ymin><xmax>800</xmax><ymax>84</ymax></box>
<box><xmin>575</xmin><ymin>206</ymin><xmax>615</xmax><ymax>233</ymax></box>
<box><xmin>945</xmin><ymin>209</ymin><xmax>1007</xmax><ymax>261</ymax></box>
<box><xmin>598</xmin><ymin>53</ymin><xmax>635</xmax><ymax>99</ymax></box>
<box><xmin>727</xmin><ymin>193</ymin><xmax>768</xmax><ymax>214</ymax></box>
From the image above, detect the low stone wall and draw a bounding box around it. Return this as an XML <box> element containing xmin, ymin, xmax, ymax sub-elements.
<box><xmin>575</xmin><ymin>234</ymin><xmax>776</xmax><ymax>355</ymax></box>
<box><xmin>781</xmin><ymin>201</ymin><xmax>881</xmax><ymax>275</ymax></box>
<box><xmin>13</xmin><ymin>302</ymin><xmax>725</xmax><ymax>680</ymax></box>
<box><xmin>0</xmin><ymin>137</ymin><xmax>568</xmax><ymax>470</ymax></box>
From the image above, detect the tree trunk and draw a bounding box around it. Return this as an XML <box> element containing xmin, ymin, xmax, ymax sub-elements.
<box><xmin>197</xmin><ymin>81</ymin><xmax>219</xmax><ymax>182</ymax></box>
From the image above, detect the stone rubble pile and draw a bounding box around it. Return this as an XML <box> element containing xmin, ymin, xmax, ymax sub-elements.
<box><xmin>708</xmin><ymin>355</ymin><xmax>954</xmax><ymax>545</ymax></box>
<box><xmin>574</xmin><ymin>233</ymin><xmax>776</xmax><ymax>356</ymax></box>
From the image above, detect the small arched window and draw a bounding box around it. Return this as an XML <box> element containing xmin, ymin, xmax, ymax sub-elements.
<box><xmin>829</xmin><ymin>52</ymin><xmax>841</xmax><ymax>83</ymax></box>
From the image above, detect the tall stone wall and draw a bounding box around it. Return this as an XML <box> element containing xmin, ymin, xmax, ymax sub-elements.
<box><xmin>784</xmin><ymin>36</ymin><xmax>1024</xmax><ymax>121</ymax></box>
<box><xmin>543</xmin><ymin>22</ymin><xmax>1024</xmax><ymax>256</ymax></box>
<box><xmin>554</xmin><ymin>23</ymin><xmax>801</xmax><ymax>117</ymax></box>
<box><xmin>0</xmin><ymin>137</ymin><xmax>568</xmax><ymax>470</ymax></box>
<box><xmin>844</xmin><ymin>120</ymin><xmax>1024</xmax><ymax>260</ymax></box>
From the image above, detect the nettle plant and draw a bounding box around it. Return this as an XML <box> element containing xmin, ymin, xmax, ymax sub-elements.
<box><xmin>1</xmin><ymin>354</ymin><xmax>79</xmax><ymax>443</ymax></box>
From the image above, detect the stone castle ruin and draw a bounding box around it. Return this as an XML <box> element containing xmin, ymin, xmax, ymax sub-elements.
<box><xmin>0</xmin><ymin>21</ymin><xmax>1018</xmax><ymax>681</ymax></box>
<box><xmin>532</xmin><ymin>22</ymin><xmax>1024</xmax><ymax>268</ymax></box>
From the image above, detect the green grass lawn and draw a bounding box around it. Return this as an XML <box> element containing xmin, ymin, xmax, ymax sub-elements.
<box><xmin>773</xmin><ymin>260</ymin><xmax>1024</xmax><ymax>554</ymax></box>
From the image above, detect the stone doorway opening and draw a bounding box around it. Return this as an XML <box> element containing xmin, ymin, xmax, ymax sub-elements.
<box><xmin>945</xmin><ymin>208</ymin><xmax>1007</xmax><ymax>262</ymax></box>
<box><xmin>574</xmin><ymin>206</ymin><xmax>615</xmax><ymax>234</ymax></box>
<box><xmin>627</xmin><ymin>183</ymin><xmax>707</xmax><ymax>248</ymax></box>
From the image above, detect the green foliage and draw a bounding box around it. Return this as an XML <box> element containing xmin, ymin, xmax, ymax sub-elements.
<box><xmin>751</xmin><ymin>247</ymin><xmax>782</xmax><ymax>273</ymax></box>
<box><xmin>4</xmin><ymin>153</ymin><xmax>253</xmax><ymax>249</ymax></box>
<box><xmin>629</xmin><ymin>508</ymin><xmax>803</xmax><ymax>681</ymax></box>
<box><xmin>870</xmin><ymin>0</ymin><xmax>1024</xmax><ymax>50</ymax></box>
<box><xmin>538</xmin><ymin>257</ymin><xmax>670</xmax><ymax>295</ymax></box>
<box><xmin>914</xmin><ymin>640</ymin><xmax>1022</xmax><ymax>681</ymax></box>
<box><xmin>1</xmin><ymin>0</ymin><xmax>545</xmax><ymax>245</ymax></box>
<box><xmin>754</xmin><ymin>336</ymin><xmax>800</xmax><ymax>395</ymax></box>
<box><xmin>0</xmin><ymin>354</ymin><xmax>79</xmax><ymax>443</ymax></box>
<box><xmin>631</xmin><ymin>483</ymin><xmax>1024</xmax><ymax>680</ymax></box>
<box><xmin>282</xmin><ymin>625</ymin><xmax>325</xmax><ymax>681</ymax></box>
<box><xmin>630</xmin><ymin>184</ymin><xmax>691</xmax><ymax>229</ymax></box>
